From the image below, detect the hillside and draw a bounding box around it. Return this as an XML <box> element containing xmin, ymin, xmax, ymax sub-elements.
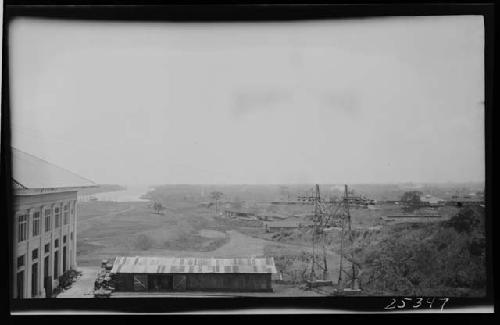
<box><xmin>353</xmin><ymin>206</ymin><xmax>487</xmax><ymax>296</ymax></box>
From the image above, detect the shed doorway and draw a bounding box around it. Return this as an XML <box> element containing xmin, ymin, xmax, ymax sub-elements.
<box><xmin>147</xmin><ymin>274</ymin><xmax>173</xmax><ymax>291</ymax></box>
<box><xmin>133</xmin><ymin>274</ymin><xmax>147</xmax><ymax>292</ymax></box>
<box><xmin>173</xmin><ymin>275</ymin><xmax>187</xmax><ymax>291</ymax></box>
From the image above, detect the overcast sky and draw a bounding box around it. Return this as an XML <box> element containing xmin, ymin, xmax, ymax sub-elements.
<box><xmin>9</xmin><ymin>16</ymin><xmax>484</xmax><ymax>185</ymax></box>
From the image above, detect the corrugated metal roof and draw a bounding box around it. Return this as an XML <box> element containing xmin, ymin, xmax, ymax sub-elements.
<box><xmin>12</xmin><ymin>147</ymin><xmax>96</xmax><ymax>190</ymax></box>
<box><xmin>111</xmin><ymin>256</ymin><xmax>277</xmax><ymax>274</ymax></box>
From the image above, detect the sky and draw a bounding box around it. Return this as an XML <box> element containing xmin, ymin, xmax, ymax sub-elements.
<box><xmin>9</xmin><ymin>16</ymin><xmax>485</xmax><ymax>185</ymax></box>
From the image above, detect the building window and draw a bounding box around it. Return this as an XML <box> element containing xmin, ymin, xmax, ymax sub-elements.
<box><xmin>45</xmin><ymin>209</ymin><xmax>51</xmax><ymax>232</ymax></box>
<box><xmin>44</xmin><ymin>243</ymin><xmax>50</xmax><ymax>253</ymax></box>
<box><xmin>32</xmin><ymin>248</ymin><xmax>38</xmax><ymax>261</ymax></box>
<box><xmin>55</xmin><ymin>239</ymin><xmax>59</xmax><ymax>248</ymax></box>
<box><xmin>17</xmin><ymin>255</ymin><xmax>25</xmax><ymax>268</ymax></box>
<box><xmin>70</xmin><ymin>232</ymin><xmax>73</xmax><ymax>240</ymax></box>
<box><xmin>63</xmin><ymin>235</ymin><xmax>67</xmax><ymax>244</ymax></box>
<box><xmin>55</xmin><ymin>207</ymin><xmax>61</xmax><ymax>228</ymax></box>
<box><xmin>53</xmin><ymin>251</ymin><xmax>59</xmax><ymax>279</ymax></box>
<box><xmin>63</xmin><ymin>203</ymin><xmax>69</xmax><ymax>225</ymax></box>
<box><xmin>32</xmin><ymin>212</ymin><xmax>40</xmax><ymax>237</ymax></box>
<box><xmin>17</xmin><ymin>215</ymin><xmax>28</xmax><ymax>242</ymax></box>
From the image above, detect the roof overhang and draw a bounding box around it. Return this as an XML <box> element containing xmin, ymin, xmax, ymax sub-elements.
<box><xmin>14</xmin><ymin>185</ymin><xmax>99</xmax><ymax>196</ymax></box>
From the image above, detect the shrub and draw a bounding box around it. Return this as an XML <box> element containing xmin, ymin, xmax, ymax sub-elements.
<box><xmin>356</xmin><ymin>207</ymin><xmax>486</xmax><ymax>296</ymax></box>
<box><xmin>58</xmin><ymin>269</ymin><xmax>80</xmax><ymax>289</ymax></box>
<box><xmin>446</xmin><ymin>207</ymin><xmax>480</xmax><ymax>234</ymax></box>
<box><xmin>135</xmin><ymin>233</ymin><xmax>153</xmax><ymax>250</ymax></box>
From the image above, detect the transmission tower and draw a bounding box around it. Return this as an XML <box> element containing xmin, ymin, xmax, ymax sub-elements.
<box><xmin>309</xmin><ymin>184</ymin><xmax>328</xmax><ymax>281</ymax></box>
<box><xmin>306</xmin><ymin>185</ymin><xmax>341</xmax><ymax>282</ymax></box>
<box><xmin>337</xmin><ymin>184</ymin><xmax>360</xmax><ymax>291</ymax></box>
<box><xmin>303</xmin><ymin>184</ymin><xmax>360</xmax><ymax>291</ymax></box>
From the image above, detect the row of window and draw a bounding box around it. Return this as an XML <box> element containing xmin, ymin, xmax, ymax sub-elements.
<box><xmin>17</xmin><ymin>202</ymin><xmax>75</xmax><ymax>243</ymax></box>
<box><xmin>17</xmin><ymin>233</ymin><xmax>73</xmax><ymax>268</ymax></box>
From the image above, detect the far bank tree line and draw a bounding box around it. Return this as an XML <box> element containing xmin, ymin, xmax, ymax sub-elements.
<box><xmin>150</xmin><ymin>191</ymin><xmax>225</xmax><ymax>214</ymax></box>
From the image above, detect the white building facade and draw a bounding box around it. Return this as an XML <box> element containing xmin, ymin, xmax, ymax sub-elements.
<box><xmin>13</xmin><ymin>190</ymin><xmax>80</xmax><ymax>298</ymax></box>
<box><xmin>11</xmin><ymin>148</ymin><xmax>96</xmax><ymax>298</ymax></box>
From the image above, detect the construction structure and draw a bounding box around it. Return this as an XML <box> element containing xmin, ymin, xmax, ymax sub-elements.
<box><xmin>300</xmin><ymin>184</ymin><xmax>360</xmax><ymax>291</ymax></box>
<box><xmin>110</xmin><ymin>256</ymin><xmax>277</xmax><ymax>293</ymax></box>
<box><xmin>263</xmin><ymin>220</ymin><xmax>312</xmax><ymax>233</ymax></box>
<box><xmin>11</xmin><ymin>148</ymin><xmax>97</xmax><ymax>298</ymax></box>
<box><xmin>223</xmin><ymin>209</ymin><xmax>256</xmax><ymax>219</ymax></box>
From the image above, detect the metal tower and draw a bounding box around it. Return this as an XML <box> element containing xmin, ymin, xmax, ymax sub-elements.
<box><xmin>304</xmin><ymin>184</ymin><xmax>360</xmax><ymax>291</ymax></box>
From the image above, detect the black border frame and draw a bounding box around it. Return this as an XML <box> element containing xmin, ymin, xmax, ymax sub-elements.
<box><xmin>2</xmin><ymin>1</ymin><xmax>495</xmax><ymax>315</ymax></box>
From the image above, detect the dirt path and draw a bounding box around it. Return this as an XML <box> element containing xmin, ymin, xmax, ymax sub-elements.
<box><xmin>56</xmin><ymin>266</ymin><xmax>99</xmax><ymax>298</ymax></box>
<box><xmin>211</xmin><ymin>230</ymin><xmax>268</xmax><ymax>257</ymax></box>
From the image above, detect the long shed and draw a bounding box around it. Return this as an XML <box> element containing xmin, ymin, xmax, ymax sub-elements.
<box><xmin>110</xmin><ymin>256</ymin><xmax>277</xmax><ymax>292</ymax></box>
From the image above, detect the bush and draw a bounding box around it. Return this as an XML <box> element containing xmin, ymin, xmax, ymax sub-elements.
<box><xmin>135</xmin><ymin>233</ymin><xmax>153</xmax><ymax>250</ymax></box>
<box><xmin>58</xmin><ymin>269</ymin><xmax>80</xmax><ymax>289</ymax></box>
<box><xmin>446</xmin><ymin>207</ymin><xmax>480</xmax><ymax>234</ymax></box>
<box><xmin>357</xmin><ymin>207</ymin><xmax>486</xmax><ymax>296</ymax></box>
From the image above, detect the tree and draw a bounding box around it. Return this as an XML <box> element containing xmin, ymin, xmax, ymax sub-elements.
<box><xmin>232</xmin><ymin>196</ymin><xmax>243</xmax><ymax>210</ymax></box>
<box><xmin>400</xmin><ymin>191</ymin><xmax>423</xmax><ymax>205</ymax></box>
<box><xmin>210</xmin><ymin>191</ymin><xmax>224</xmax><ymax>215</ymax></box>
<box><xmin>152</xmin><ymin>201</ymin><xmax>165</xmax><ymax>214</ymax></box>
<box><xmin>279</xmin><ymin>185</ymin><xmax>289</xmax><ymax>201</ymax></box>
<box><xmin>446</xmin><ymin>207</ymin><xmax>481</xmax><ymax>234</ymax></box>
<box><xmin>135</xmin><ymin>233</ymin><xmax>153</xmax><ymax>250</ymax></box>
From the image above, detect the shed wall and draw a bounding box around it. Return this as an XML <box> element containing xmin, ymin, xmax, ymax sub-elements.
<box><xmin>114</xmin><ymin>273</ymin><xmax>272</xmax><ymax>292</ymax></box>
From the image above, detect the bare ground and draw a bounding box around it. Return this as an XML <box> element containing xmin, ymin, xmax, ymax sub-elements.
<box><xmin>56</xmin><ymin>266</ymin><xmax>99</xmax><ymax>298</ymax></box>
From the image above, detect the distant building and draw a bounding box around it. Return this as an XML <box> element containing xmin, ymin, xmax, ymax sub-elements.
<box><xmin>420</xmin><ymin>195</ymin><xmax>446</xmax><ymax>206</ymax></box>
<box><xmin>224</xmin><ymin>209</ymin><xmax>255</xmax><ymax>218</ymax></box>
<box><xmin>256</xmin><ymin>214</ymin><xmax>288</xmax><ymax>221</ymax></box>
<box><xmin>264</xmin><ymin>221</ymin><xmax>311</xmax><ymax>232</ymax></box>
<box><xmin>198</xmin><ymin>202</ymin><xmax>213</xmax><ymax>208</ymax></box>
<box><xmin>448</xmin><ymin>197</ymin><xmax>484</xmax><ymax>207</ymax></box>
<box><xmin>111</xmin><ymin>256</ymin><xmax>277</xmax><ymax>292</ymax></box>
<box><xmin>270</xmin><ymin>201</ymin><xmax>302</xmax><ymax>205</ymax></box>
<box><xmin>12</xmin><ymin>148</ymin><xmax>96</xmax><ymax>298</ymax></box>
<box><xmin>382</xmin><ymin>212</ymin><xmax>441</xmax><ymax>223</ymax></box>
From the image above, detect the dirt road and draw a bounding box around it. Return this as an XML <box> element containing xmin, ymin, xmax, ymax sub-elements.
<box><xmin>211</xmin><ymin>230</ymin><xmax>267</xmax><ymax>257</ymax></box>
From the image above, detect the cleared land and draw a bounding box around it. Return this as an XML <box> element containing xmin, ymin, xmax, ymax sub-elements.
<box><xmin>76</xmin><ymin>184</ymin><xmax>483</xmax><ymax>296</ymax></box>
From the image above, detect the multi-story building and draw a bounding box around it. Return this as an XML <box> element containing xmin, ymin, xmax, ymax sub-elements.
<box><xmin>12</xmin><ymin>148</ymin><xmax>96</xmax><ymax>298</ymax></box>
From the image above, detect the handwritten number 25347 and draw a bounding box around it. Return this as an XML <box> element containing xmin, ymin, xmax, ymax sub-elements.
<box><xmin>384</xmin><ymin>298</ymin><xmax>449</xmax><ymax>311</ymax></box>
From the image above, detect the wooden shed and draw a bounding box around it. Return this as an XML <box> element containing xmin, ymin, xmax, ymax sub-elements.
<box><xmin>110</xmin><ymin>256</ymin><xmax>277</xmax><ymax>292</ymax></box>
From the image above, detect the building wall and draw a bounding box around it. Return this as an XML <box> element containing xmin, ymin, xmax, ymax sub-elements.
<box><xmin>186</xmin><ymin>273</ymin><xmax>271</xmax><ymax>291</ymax></box>
<box><xmin>115</xmin><ymin>273</ymin><xmax>272</xmax><ymax>292</ymax></box>
<box><xmin>13</xmin><ymin>191</ymin><xmax>78</xmax><ymax>298</ymax></box>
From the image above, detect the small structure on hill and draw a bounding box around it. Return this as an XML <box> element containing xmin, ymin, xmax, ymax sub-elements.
<box><xmin>198</xmin><ymin>202</ymin><xmax>213</xmax><ymax>208</ymax></box>
<box><xmin>420</xmin><ymin>195</ymin><xmax>446</xmax><ymax>206</ymax></box>
<box><xmin>263</xmin><ymin>221</ymin><xmax>312</xmax><ymax>232</ymax></box>
<box><xmin>382</xmin><ymin>213</ymin><xmax>442</xmax><ymax>223</ymax></box>
<box><xmin>224</xmin><ymin>209</ymin><xmax>256</xmax><ymax>219</ymax></box>
<box><xmin>257</xmin><ymin>214</ymin><xmax>288</xmax><ymax>221</ymax></box>
<box><xmin>447</xmin><ymin>196</ymin><xmax>484</xmax><ymax>207</ymax></box>
<box><xmin>110</xmin><ymin>256</ymin><xmax>277</xmax><ymax>293</ymax></box>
